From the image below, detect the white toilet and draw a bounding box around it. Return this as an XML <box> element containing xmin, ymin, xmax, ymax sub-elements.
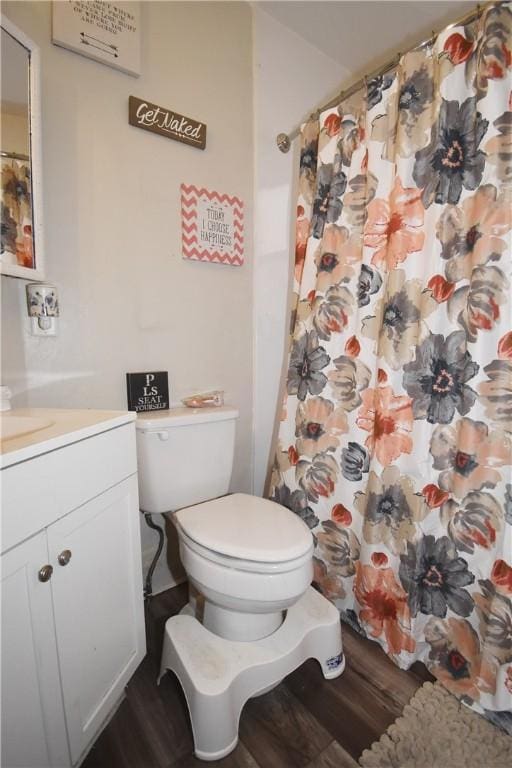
<box><xmin>136</xmin><ymin>406</ymin><xmax>344</xmax><ymax>760</ymax></box>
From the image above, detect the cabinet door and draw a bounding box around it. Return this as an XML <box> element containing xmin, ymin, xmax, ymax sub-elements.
<box><xmin>1</xmin><ymin>532</ymin><xmax>70</xmax><ymax>768</ymax></box>
<box><xmin>47</xmin><ymin>475</ymin><xmax>145</xmax><ymax>764</ymax></box>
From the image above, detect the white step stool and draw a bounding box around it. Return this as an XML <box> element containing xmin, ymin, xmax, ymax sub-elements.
<box><xmin>158</xmin><ymin>586</ymin><xmax>344</xmax><ymax>761</ymax></box>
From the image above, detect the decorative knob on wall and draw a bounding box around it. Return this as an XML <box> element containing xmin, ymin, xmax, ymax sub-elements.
<box><xmin>276</xmin><ymin>133</ymin><xmax>291</xmax><ymax>153</ymax></box>
<box><xmin>26</xmin><ymin>283</ymin><xmax>60</xmax><ymax>336</ymax></box>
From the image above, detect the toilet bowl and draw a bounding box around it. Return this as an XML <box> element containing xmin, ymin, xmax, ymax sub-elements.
<box><xmin>135</xmin><ymin>408</ymin><xmax>314</xmax><ymax>641</ymax></box>
<box><xmin>175</xmin><ymin>493</ymin><xmax>314</xmax><ymax>641</ymax></box>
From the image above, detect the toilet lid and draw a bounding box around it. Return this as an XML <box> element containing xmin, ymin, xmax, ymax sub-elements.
<box><xmin>175</xmin><ymin>493</ymin><xmax>313</xmax><ymax>563</ymax></box>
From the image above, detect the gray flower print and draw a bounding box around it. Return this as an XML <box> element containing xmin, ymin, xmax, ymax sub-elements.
<box><xmin>311</xmin><ymin>156</ymin><xmax>347</xmax><ymax>239</ymax></box>
<box><xmin>341</xmin><ymin>442</ymin><xmax>370</xmax><ymax>481</ymax></box>
<box><xmin>316</xmin><ymin>520</ymin><xmax>361</xmax><ymax>577</ymax></box>
<box><xmin>474</xmin><ymin>580</ymin><xmax>512</xmax><ymax>667</ymax></box>
<box><xmin>398</xmin><ymin>66</ymin><xmax>433</xmax><ymax>121</ymax></box>
<box><xmin>505</xmin><ymin>484</ymin><xmax>512</xmax><ymax>525</ymax></box>
<box><xmin>358</xmin><ymin>264</ymin><xmax>383</xmax><ymax>307</ymax></box>
<box><xmin>413</xmin><ymin>97</ymin><xmax>488</xmax><ymax>208</ymax></box>
<box><xmin>271</xmin><ymin>484</ymin><xmax>319</xmax><ymax>530</ymax></box>
<box><xmin>328</xmin><ymin>355</ymin><xmax>372</xmax><ymax>411</ymax></box>
<box><xmin>287</xmin><ymin>330</ymin><xmax>330</xmax><ymax>402</ymax></box>
<box><xmin>399</xmin><ymin>535</ymin><xmax>475</xmax><ymax>618</ymax></box>
<box><xmin>300</xmin><ymin>139</ymin><xmax>317</xmax><ymax>177</ymax></box>
<box><xmin>403</xmin><ymin>331</ymin><xmax>479</xmax><ymax>424</ymax></box>
<box><xmin>367</xmin><ymin>74</ymin><xmax>394</xmax><ymax>110</ymax></box>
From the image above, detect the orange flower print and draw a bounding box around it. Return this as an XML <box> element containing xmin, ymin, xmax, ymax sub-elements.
<box><xmin>316</xmin><ymin>520</ymin><xmax>360</xmax><ymax>577</ymax></box>
<box><xmin>364</xmin><ymin>176</ymin><xmax>425</xmax><ymax>270</ymax></box>
<box><xmin>356</xmin><ymin>386</ymin><xmax>413</xmax><ymax>466</ymax></box>
<box><xmin>362</xmin><ymin>269</ymin><xmax>437</xmax><ymax>369</ymax></box>
<box><xmin>312</xmin><ymin>285</ymin><xmax>354</xmax><ymax>342</ymax></box>
<box><xmin>332</xmin><ymin>504</ymin><xmax>352</xmax><ymax>526</ymax></box>
<box><xmin>345</xmin><ymin>336</ymin><xmax>361</xmax><ymax>357</ymax></box>
<box><xmin>356</xmin><ymin>467</ymin><xmax>428</xmax><ymax>555</ymax></box>
<box><xmin>427</xmin><ymin>274</ymin><xmax>456</xmax><ymax>303</ymax></box>
<box><xmin>474</xmin><ymin>580</ymin><xmax>512</xmax><ymax>692</ymax></box>
<box><xmin>430</xmin><ymin>418</ymin><xmax>512</xmax><ymax>498</ymax></box>
<box><xmin>315</xmin><ymin>224</ymin><xmax>361</xmax><ymax>292</ymax></box>
<box><xmin>313</xmin><ymin>556</ymin><xmax>346</xmax><ymax>600</ymax></box>
<box><xmin>371</xmin><ymin>552</ymin><xmax>389</xmax><ymax>569</ymax></box>
<box><xmin>448</xmin><ymin>266</ymin><xmax>510</xmax><ymax>344</ymax></box>
<box><xmin>295</xmin><ymin>213</ymin><xmax>310</xmax><ymax>283</ymax></box>
<box><xmin>436</xmin><ymin>184</ymin><xmax>512</xmax><ymax>282</ymax></box>
<box><xmin>491</xmin><ymin>559</ymin><xmax>512</xmax><ymax>596</ymax></box>
<box><xmin>323</xmin><ymin>113</ymin><xmax>341</xmax><ymax>138</ymax></box>
<box><xmin>444</xmin><ymin>32</ymin><xmax>474</xmax><ymax>65</ymax></box>
<box><xmin>422</xmin><ymin>484</ymin><xmax>450</xmax><ymax>509</ymax></box>
<box><xmin>498</xmin><ymin>331</ymin><xmax>512</xmax><ymax>360</ymax></box>
<box><xmin>441</xmin><ymin>492</ymin><xmax>502</xmax><ymax>555</ymax></box>
<box><xmin>296</xmin><ymin>452</ymin><xmax>339</xmax><ymax>503</ymax></box>
<box><xmin>295</xmin><ymin>397</ymin><xmax>348</xmax><ymax>457</ymax></box>
<box><xmin>473</xmin><ymin>3</ymin><xmax>512</xmax><ymax>98</ymax></box>
<box><xmin>424</xmin><ymin>617</ymin><xmax>496</xmax><ymax>698</ymax></box>
<box><xmin>355</xmin><ymin>561</ymin><xmax>416</xmax><ymax>655</ymax></box>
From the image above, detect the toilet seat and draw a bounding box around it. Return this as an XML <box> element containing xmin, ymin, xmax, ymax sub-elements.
<box><xmin>174</xmin><ymin>493</ymin><xmax>313</xmax><ymax>566</ymax></box>
<box><xmin>178</xmin><ymin>528</ymin><xmax>313</xmax><ymax>574</ymax></box>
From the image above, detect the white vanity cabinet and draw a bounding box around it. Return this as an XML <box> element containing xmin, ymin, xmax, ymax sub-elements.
<box><xmin>1</xmin><ymin>411</ymin><xmax>146</xmax><ymax>768</ymax></box>
<box><xmin>1</xmin><ymin>530</ymin><xmax>70</xmax><ymax>768</ymax></box>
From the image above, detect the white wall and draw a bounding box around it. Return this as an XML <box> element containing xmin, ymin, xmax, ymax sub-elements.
<box><xmin>252</xmin><ymin>6</ymin><xmax>348</xmax><ymax>494</ymax></box>
<box><xmin>2</xmin><ymin>112</ymin><xmax>29</xmax><ymax>155</ymax></box>
<box><xmin>1</xmin><ymin>0</ymin><xmax>253</xmax><ymax>593</ymax></box>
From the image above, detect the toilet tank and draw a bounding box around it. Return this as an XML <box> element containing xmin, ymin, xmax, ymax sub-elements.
<box><xmin>135</xmin><ymin>406</ymin><xmax>239</xmax><ymax>513</ymax></box>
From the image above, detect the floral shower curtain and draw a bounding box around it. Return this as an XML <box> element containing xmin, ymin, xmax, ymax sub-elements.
<box><xmin>270</xmin><ymin>2</ymin><xmax>512</xmax><ymax>723</ymax></box>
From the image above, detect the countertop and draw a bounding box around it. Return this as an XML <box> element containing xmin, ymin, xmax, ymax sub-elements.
<box><xmin>0</xmin><ymin>408</ymin><xmax>136</xmax><ymax>469</ymax></box>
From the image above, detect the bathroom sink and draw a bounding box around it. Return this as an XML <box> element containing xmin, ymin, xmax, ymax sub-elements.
<box><xmin>0</xmin><ymin>415</ymin><xmax>54</xmax><ymax>442</ymax></box>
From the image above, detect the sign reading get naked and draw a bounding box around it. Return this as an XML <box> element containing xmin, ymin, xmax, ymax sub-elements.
<box><xmin>128</xmin><ymin>96</ymin><xmax>207</xmax><ymax>150</ymax></box>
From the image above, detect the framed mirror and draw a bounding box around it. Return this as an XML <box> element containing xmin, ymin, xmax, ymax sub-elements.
<box><xmin>1</xmin><ymin>16</ymin><xmax>44</xmax><ymax>280</ymax></box>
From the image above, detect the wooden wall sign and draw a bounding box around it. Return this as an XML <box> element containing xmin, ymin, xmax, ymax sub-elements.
<box><xmin>126</xmin><ymin>371</ymin><xmax>169</xmax><ymax>412</ymax></box>
<box><xmin>52</xmin><ymin>1</ymin><xmax>141</xmax><ymax>77</ymax></box>
<box><xmin>181</xmin><ymin>184</ymin><xmax>244</xmax><ymax>266</ymax></box>
<box><xmin>129</xmin><ymin>96</ymin><xmax>206</xmax><ymax>150</ymax></box>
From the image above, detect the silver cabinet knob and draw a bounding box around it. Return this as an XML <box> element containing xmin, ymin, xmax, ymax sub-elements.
<box><xmin>38</xmin><ymin>564</ymin><xmax>53</xmax><ymax>582</ymax></box>
<box><xmin>58</xmin><ymin>549</ymin><xmax>72</xmax><ymax>566</ymax></box>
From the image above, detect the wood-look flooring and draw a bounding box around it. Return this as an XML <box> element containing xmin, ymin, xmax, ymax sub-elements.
<box><xmin>83</xmin><ymin>584</ymin><xmax>433</xmax><ymax>768</ymax></box>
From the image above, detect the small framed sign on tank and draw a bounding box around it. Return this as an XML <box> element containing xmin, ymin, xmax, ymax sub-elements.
<box><xmin>126</xmin><ymin>371</ymin><xmax>169</xmax><ymax>412</ymax></box>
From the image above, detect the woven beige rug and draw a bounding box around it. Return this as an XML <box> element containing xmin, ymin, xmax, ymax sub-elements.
<box><xmin>359</xmin><ymin>681</ymin><xmax>512</xmax><ymax>768</ymax></box>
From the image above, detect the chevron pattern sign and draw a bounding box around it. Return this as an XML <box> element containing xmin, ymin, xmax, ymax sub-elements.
<box><xmin>181</xmin><ymin>184</ymin><xmax>244</xmax><ymax>266</ymax></box>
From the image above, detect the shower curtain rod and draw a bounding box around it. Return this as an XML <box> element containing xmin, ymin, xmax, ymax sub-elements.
<box><xmin>1</xmin><ymin>150</ymin><xmax>29</xmax><ymax>161</ymax></box>
<box><xmin>276</xmin><ymin>1</ymin><xmax>495</xmax><ymax>152</ymax></box>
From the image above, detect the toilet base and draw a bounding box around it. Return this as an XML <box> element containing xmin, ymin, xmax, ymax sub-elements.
<box><xmin>203</xmin><ymin>601</ymin><xmax>284</xmax><ymax>641</ymax></box>
<box><xmin>158</xmin><ymin>586</ymin><xmax>344</xmax><ymax>761</ymax></box>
